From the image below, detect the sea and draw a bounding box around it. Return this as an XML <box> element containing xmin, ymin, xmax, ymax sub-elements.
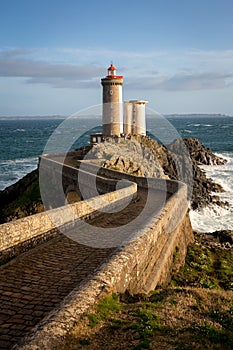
<box><xmin>0</xmin><ymin>115</ymin><xmax>233</xmax><ymax>233</ymax></box>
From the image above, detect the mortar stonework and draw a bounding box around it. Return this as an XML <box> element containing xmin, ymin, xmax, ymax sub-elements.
<box><xmin>16</xmin><ymin>203</ymin><xmax>192</xmax><ymax>350</ymax></box>
<box><xmin>0</xmin><ymin>156</ymin><xmax>193</xmax><ymax>349</ymax></box>
<box><xmin>101</xmin><ymin>77</ymin><xmax>123</xmax><ymax>137</ymax></box>
<box><xmin>0</xmin><ymin>177</ymin><xmax>137</xmax><ymax>262</ymax></box>
<box><xmin>12</xmin><ymin>160</ymin><xmax>193</xmax><ymax>349</ymax></box>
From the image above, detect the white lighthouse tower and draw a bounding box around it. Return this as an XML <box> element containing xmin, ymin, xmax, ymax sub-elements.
<box><xmin>124</xmin><ymin>100</ymin><xmax>148</xmax><ymax>136</ymax></box>
<box><xmin>101</xmin><ymin>64</ymin><xmax>123</xmax><ymax>137</ymax></box>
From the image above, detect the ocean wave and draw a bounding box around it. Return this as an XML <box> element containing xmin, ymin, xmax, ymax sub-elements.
<box><xmin>190</xmin><ymin>205</ymin><xmax>233</xmax><ymax>232</ymax></box>
<box><xmin>183</xmin><ymin>129</ymin><xmax>192</xmax><ymax>133</ymax></box>
<box><xmin>13</xmin><ymin>128</ymin><xmax>26</xmax><ymax>132</ymax></box>
<box><xmin>214</xmin><ymin>152</ymin><xmax>233</xmax><ymax>162</ymax></box>
<box><xmin>187</xmin><ymin>123</ymin><xmax>213</xmax><ymax>127</ymax></box>
<box><xmin>0</xmin><ymin>157</ymin><xmax>38</xmax><ymax>166</ymax></box>
<box><xmin>191</xmin><ymin>152</ymin><xmax>233</xmax><ymax>232</ymax></box>
<box><xmin>0</xmin><ymin>157</ymin><xmax>38</xmax><ymax>191</ymax></box>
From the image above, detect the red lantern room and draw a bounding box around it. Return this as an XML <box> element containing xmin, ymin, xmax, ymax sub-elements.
<box><xmin>106</xmin><ymin>63</ymin><xmax>123</xmax><ymax>79</ymax></box>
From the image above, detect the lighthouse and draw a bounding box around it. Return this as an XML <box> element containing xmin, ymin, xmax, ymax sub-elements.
<box><xmin>90</xmin><ymin>64</ymin><xmax>149</xmax><ymax>144</ymax></box>
<box><xmin>124</xmin><ymin>100</ymin><xmax>148</xmax><ymax>136</ymax></box>
<box><xmin>101</xmin><ymin>64</ymin><xmax>123</xmax><ymax>137</ymax></box>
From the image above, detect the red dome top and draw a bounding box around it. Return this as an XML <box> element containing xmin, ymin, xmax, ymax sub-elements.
<box><xmin>108</xmin><ymin>63</ymin><xmax>117</xmax><ymax>71</ymax></box>
<box><xmin>104</xmin><ymin>63</ymin><xmax>123</xmax><ymax>79</ymax></box>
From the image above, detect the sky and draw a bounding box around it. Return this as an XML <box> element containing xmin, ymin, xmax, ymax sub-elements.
<box><xmin>0</xmin><ymin>0</ymin><xmax>233</xmax><ymax>116</ymax></box>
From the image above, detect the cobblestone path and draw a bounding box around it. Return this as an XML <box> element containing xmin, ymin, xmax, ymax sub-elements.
<box><xmin>0</xmin><ymin>235</ymin><xmax>115</xmax><ymax>349</ymax></box>
<box><xmin>0</xmin><ymin>188</ymin><xmax>166</xmax><ymax>349</ymax></box>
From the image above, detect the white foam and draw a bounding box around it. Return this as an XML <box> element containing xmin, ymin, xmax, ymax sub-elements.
<box><xmin>12</xmin><ymin>128</ymin><xmax>26</xmax><ymax>132</ymax></box>
<box><xmin>190</xmin><ymin>206</ymin><xmax>233</xmax><ymax>232</ymax></box>
<box><xmin>0</xmin><ymin>157</ymin><xmax>38</xmax><ymax>166</ymax></box>
<box><xmin>215</xmin><ymin>152</ymin><xmax>232</xmax><ymax>162</ymax></box>
<box><xmin>0</xmin><ymin>157</ymin><xmax>38</xmax><ymax>191</ymax></box>
<box><xmin>191</xmin><ymin>152</ymin><xmax>233</xmax><ymax>232</ymax></box>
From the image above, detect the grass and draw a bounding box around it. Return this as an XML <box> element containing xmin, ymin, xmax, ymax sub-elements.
<box><xmin>171</xmin><ymin>243</ymin><xmax>233</xmax><ymax>290</ymax></box>
<box><xmin>58</xmin><ymin>238</ymin><xmax>233</xmax><ymax>350</ymax></box>
<box><xmin>87</xmin><ymin>293</ymin><xmax>122</xmax><ymax>328</ymax></box>
<box><xmin>127</xmin><ymin>305</ymin><xmax>162</xmax><ymax>339</ymax></box>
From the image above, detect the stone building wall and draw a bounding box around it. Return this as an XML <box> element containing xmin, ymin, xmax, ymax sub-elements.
<box><xmin>101</xmin><ymin>77</ymin><xmax>123</xmax><ymax>136</ymax></box>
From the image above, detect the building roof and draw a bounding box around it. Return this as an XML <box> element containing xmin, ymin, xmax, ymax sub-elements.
<box><xmin>129</xmin><ymin>100</ymin><xmax>149</xmax><ymax>104</ymax></box>
<box><xmin>108</xmin><ymin>63</ymin><xmax>117</xmax><ymax>71</ymax></box>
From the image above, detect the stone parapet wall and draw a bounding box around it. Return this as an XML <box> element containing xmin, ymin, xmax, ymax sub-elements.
<box><xmin>0</xmin><ymin>178</ymin><xmax>137</xmax><ymax>263</ymax></box>
<box><xmin>17</xmin><ymin>179</ymin><xmax>193</xmax><ymax>350</ymax></box>
<box><xmin>1</xmin><ymin>155</ymin><xmax>194</xmax><ymax>349</ymax></box>
<box><xmin>0</xmin><ymin>153</ymin><xmax>183</xmax><ymax>263</ymax></box>
<box><xmin>77</xmin><ymin>159</ymin><xmax>180</xmax><ymax>194</ymax></box>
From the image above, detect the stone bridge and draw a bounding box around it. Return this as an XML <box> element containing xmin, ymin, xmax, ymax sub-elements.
<box><xmin>0</xmin><ymin>152</ymin><xmax>193</xmax><ymax>349</ymax></box>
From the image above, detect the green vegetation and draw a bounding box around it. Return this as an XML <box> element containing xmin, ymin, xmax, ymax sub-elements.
<box><xmin>59</xmin><ymin>238</ymin><xmax>233</xmax><ymax>349</ymax></box>
<box><xmin>125</xmin><ymin>305</ymin><xmax>162</xmax><ymax>342</ymax></box>
<box><xmin>87</xmin><ymin>293</ymin><xmax>122</xmax><ymax>328</ymax></box>
<box><xmin>172</xmin><ymin>243</ymin><xmax>233</xmax><ymax>290</ymax></box>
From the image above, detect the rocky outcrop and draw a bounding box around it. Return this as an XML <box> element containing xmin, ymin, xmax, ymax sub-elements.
<box><xmin>194</xmin><ymin>230</ymin><xmax>233</xmax><ymax>250</ymax></box>
<box><xmin>0</xmin><ymin>136</ymin><xmax>229</xmax><ymax>223</ymax></box>
<box><xmin>0</xmin><ymin>169</ymin><xmax>43</xmax><ymax>223</ymax></box>
<box><xmin>87</xmin><ymin>135</ymin><xmax>228</xmax><ymax>211</ymax></box>
<box><xmin>88</xmin><ymin>138</ymin><xmax>166</xmax><ymax>178</ymax></box>
<box><xmin>167</xmin><ymin>138</ymin><xmax>228</xmax><ymax>210</ymax></box>
<box><xmin>181</xmin><ymin>138</ymin><xmax>226</xmax><ymax>166</ymax></box>
<box><xmin>126</xmin><ymin>135</ymin><xmax>228</xmax><ymax>211</ymax></box>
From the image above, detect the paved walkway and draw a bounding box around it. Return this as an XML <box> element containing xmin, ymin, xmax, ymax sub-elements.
<box><xmin>0</xmin><ymin>235</ymin><xmax>114</xmax><ymax>349</ymax></box>
<box><xmin>0</xmin><ymin>188</ymin><xmax>167</xmax><ymax>349</ymax></box>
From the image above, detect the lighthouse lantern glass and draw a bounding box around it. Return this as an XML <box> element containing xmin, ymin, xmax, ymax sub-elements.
<box><xmin>108</xmin><ymin>68</ymin><xmax>116</xmax><ymax>76</ymax></box>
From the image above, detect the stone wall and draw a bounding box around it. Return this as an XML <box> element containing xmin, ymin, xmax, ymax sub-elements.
<box><xmin>16</xmin><ymin>173</ymin><xmax>193</xmax><ymax>350</ymax></box>
<box><xmin>0</xmin><ymin>178</ymin><xmax>137</xmax><ymax>263</ymax></box>
<box><xmin>1</xmin><ymin>156</ymin><xmax>194</xmax><ymax>349</ymax></box>
<box><xmin>0</xmin><ymin>154</ymin><xmax>181</xmax><ymax>263</ymax></box>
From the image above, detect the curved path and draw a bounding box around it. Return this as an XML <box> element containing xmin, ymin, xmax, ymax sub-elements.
<box><xmin>0</xmin><ymin>235</ymin><xmax>114</xmax><ymax>349</ymax></box>
<box><xmin>0</xmin><ymin>188</ymin><xmax>167</xmax><ymax>349</ymax></box>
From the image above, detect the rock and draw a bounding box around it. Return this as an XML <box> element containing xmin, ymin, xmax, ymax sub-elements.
<box><xmin>194</xmin><ymin>230</ymin><xmax>233</xmax><ymax>249</ymax></box>
<box><xmin>166</xmin><ymin>138</ymin><xmax>228</xmax><ymax>210</ymax></box>
<box><xmin>89</xmin><ymin>137</ymin><xmax>166</xmax><ymax>179</ymax></box>
<box><xmin>212</xmin><ymin>230</ymin><xmax>233</xmax><ymax>245</ymax></box>
<box><xmin>0</xmin><ymin>169</ymin><xmax>44</xmax><ymax>224</ymax></box>
<box><xmin>180</xmin><ymin>138</ymin><xmax>226</xmax><ymax>166</ymax></box>
<box><xmin>127</xmin><ymin>135</ymin><xmax>228</xmax><ymax>211</ymax></box>
<box><xmin>0</xmin><ymin>135</ymin><xmax>229</xmax><ymax>223</ymax></box>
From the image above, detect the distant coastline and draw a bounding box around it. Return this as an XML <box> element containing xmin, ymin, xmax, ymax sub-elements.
<box><xmin>0</xmin><ymin>113</ymin><xmax>232</xmax><ymax>120</ymax></box>
<box><xmin>0</xmin><ymin>115</ymin><xmax>67</xmax><ymax>120</ymax></box>
<box><xmin>164</xmin><ymin>113</ymin><xmax>233</xmax><ymax>118</ymax></box>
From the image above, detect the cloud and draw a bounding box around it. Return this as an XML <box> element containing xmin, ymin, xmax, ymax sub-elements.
<box><xmin>158</xmin><ymin>72</ymin><xmax>233</xmax><ymax>91</ymax></box>
<box><xmin>0</xmin><ymin>48</ymin><xmax>233</xmax><ymax>91</ymax></box>
<box><xmin>188</xmin><ymin>48</ymin><xmax>233</xmax><ymax>61</ymax></box>
<box><xmin>0</xmin><ymin>49</ymin><xmax>103</xmax><ymax>88</ymax></box>
<box><xmin>26</xmin><ymin>76</ymin><xmax>100</xmax><ymax>89</ymax></box>
<box><xmin>126</xmin><ymin>71</ymin><xmax>233</xmax><ymax>91</ymax></box>
<box><xmin>0</xmin><ymin>48</ymin><xmax>34</xmax><ymax>58</ymax></box>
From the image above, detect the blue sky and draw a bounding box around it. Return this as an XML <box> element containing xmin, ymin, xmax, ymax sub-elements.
<box><xmin>0</xmin><ymin>0</ymin><xmax>233</xmax><ymax>116</ymax></box>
